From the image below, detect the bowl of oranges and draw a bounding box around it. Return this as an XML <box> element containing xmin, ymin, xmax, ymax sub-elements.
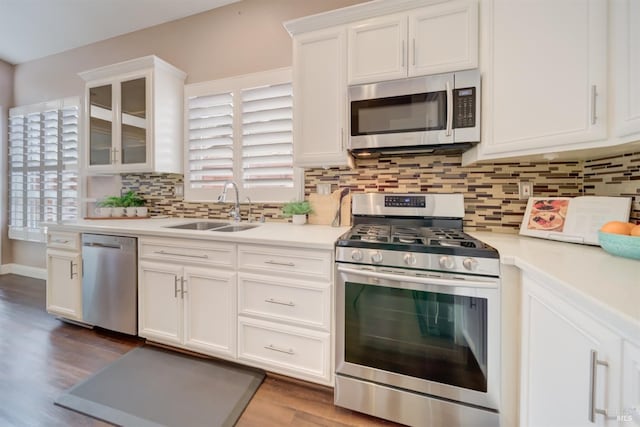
<box><xmin>598</xmin><ymin>221</ymin><xmax>640</xmax><ymax>260</ymax></box>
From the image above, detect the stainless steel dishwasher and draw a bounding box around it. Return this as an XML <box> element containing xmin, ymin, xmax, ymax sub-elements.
<box><xmin>82</xmin><ymin>234</ymin><xmax>138</xmax><ymax>335</ymax></box>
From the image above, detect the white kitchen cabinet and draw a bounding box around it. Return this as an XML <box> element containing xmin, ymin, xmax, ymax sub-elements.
<box><xmin>347</xmin><ymin>1</ymin><xmax>478</xmax><ymax>84</ymax></box>
<box><xmin>520</xmin><ymin>274</ymin><xmax>622</xmax><ymax>427</ymax></box>
<box><xmin>138</xmin><ymin>238</ymin><xmax>237</xmax><ymax>360</ymax></box>
<box><xmin>622</xmin><ymin>341</ymin><xmax>640</xmax><ymax>425</ymax></box>
<box><xmin>464</xmin><ymin>0</ymin><xmax>607</xmax><ymax>162</ymax></box>
<box><xmin>79</xmin><ymin>56</ymin><xmax>186</xmax><ymax>174</ymax></box>
<box><xmin>237</xmin><ymin>244</ymin><xmax>333</xmax><ymax>385</ymax></box>
<box><xmin>612</xmin><ymin>0</ymin><xmax>640</xmax><ymax>141</ymax></box>
<box><xmin>46</xmin><ymin>232</ymin><xmax>82</xmax><ymax>321</ymax></box>
<box><xmin>291</xmin><ymin>26</ymin><xmax>349</xmax><ymax>168</ymax></box>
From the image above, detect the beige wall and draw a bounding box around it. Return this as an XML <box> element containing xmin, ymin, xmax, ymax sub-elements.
<box><xmin>9</xmin><ymin>0</ymin><xmax>367</xmax><ymax>268</ymax></box>
<box><xmin>0</xmin><ymin>60</ymin><xmax>14</xmax><ymax>265</ymax></box>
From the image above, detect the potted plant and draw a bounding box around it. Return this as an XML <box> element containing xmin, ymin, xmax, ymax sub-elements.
<box><xmin>96</xmin><ymin>195</ymin><xmax>123</xmax><ymax>217</ymax></box>
<box><xmin>282</xmin><ymin>200</ymin><xmax>313</xmax><ymax>225</ymax></box>
<box><xmin>121</xmin><ymin>191</ymin><xmax>147</xmax><ymax>217</ymax></box>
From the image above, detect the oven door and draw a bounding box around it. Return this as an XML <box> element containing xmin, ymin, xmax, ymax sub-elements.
<box><xmin>336</xmin><ymin>264</ymin><xmax>500</xmax><ymax>411</ymax></box>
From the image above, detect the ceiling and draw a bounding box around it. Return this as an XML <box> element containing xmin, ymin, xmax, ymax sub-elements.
<box><xmin>0</xmin><ymin>0</ymin><xmax>241</xmax><ymax>65</ymax></box>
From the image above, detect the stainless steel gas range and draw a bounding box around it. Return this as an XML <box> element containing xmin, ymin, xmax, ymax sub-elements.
<box><xmin>334</xmin><ymin>193</ymin><xmax>501</xmax><ymax>427</ymax></box>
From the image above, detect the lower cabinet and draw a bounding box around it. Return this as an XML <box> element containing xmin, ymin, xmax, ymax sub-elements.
<box><xmin>622</xmin><ymin>341</ymin><xmax>640</xmax><ymax>424</ymax></box>
<box><xmin>520</xmin><ymin>274</ymin><xmax>625</xmax><ymax>427</ymax></box>
<box><xmin>237</xmin><ymin>244</ymin><xmax>333</xmax><ymax>385</ymax></box>
<box><xmin>46</xmin><ymin>231</ymin><xmax>82</xmax><ymax>321</ymax></box>
<box><xmin>238</xmin><ymin>317</ymin><xmax>330</xmax><ymax>384</ymax></box>
<box><xmin>138</xmin><ymin>260</ymin><xmax>237</xmax><ymax>360</ymax></box>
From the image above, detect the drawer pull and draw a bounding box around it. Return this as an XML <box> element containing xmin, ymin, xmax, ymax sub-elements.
<box><xmin>265</xmin><ymin>298</ymin><xmax>295</xmax><ymax>307</ymax></box>
<box><xmin>264</xmin><ymin>344</ymin><xmax>294</xmax><ymax>355</ymax></box>
<box><xmin>53</xmin><ymin>239</ymin><xmax>70</xmax><ymax>244</ymax></box>
<box><xmin>265</xmin><ymin>260</ymin><xmax>295</xmax><ymax>267</ymax></box>
<box><xmin>154</xmin><ymin>250</ymin><xmax>209</xmax><ymax>259</ymax></box>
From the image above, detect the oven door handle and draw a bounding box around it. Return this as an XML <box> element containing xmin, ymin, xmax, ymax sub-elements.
<box><xmin>337</xmin><ymin>265</ymin><xmax>498</xmax><ymax>289</ymax></box>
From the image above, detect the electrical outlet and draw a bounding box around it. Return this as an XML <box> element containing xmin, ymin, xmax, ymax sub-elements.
<box><xmin>519</xmin><ymin>182</ymin><xmax>533</xmax><ymax>199</ymax></box>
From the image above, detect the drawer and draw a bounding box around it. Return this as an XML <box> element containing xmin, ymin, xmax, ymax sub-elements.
<box><xmin>238</xmin><ymin>273</ymin><xmax>330</xmax><ymax>331</ymax></box>
<box><xmin>238</xmin><ymin>244</ymin><xmax>332</xmax><ymax>281</ymax></box>
<box><xmin>47</xmin><ymin>231</ymin><xmax>80</xmax><ymax>251</ymax></box>
<box><xmin>238</xmin><ymin>317</ymin><xmax>330</xmax><ymax>384</ymax></box>
<box><xmin>140</xmin><ymin>237</ymin><xmax>236</xmax><ymax>268</ymax></box>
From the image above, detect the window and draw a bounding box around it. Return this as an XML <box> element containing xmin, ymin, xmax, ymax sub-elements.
<box><xmin>184</xmin><ymin>68</ymin><xmax>301</xmax><ymax>202</ymax></box>
<box><xmin>8</xmin><ymin>97</ymin><xmax>79</xmax><ymax>242</ymax></box>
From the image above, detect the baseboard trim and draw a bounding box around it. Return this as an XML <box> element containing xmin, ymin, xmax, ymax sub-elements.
<box><xmin>0</xmin><ymin>263</ymin><xmax>47</xmax><ymax>280</ymax></box>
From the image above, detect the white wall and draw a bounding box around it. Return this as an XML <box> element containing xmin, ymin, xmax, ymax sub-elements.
<box><xmin>9</xmin><ymin>0</ymin><xmax>367</xmax><ymax>268</ymax></box>
<box><xmin>0</xmin><ymin>60</ymin><xmax>14</xmax><ymax>266</ymax></box>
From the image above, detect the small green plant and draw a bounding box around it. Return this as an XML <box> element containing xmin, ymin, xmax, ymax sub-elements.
<box><xmin>97</xmin><ymin>195</ymin><xmax>124</xmax><ymax>208</ymax></box>
<box><xmin>121</xmin><ymin>191</ymin><xmax>145</xmax><ymax>207</ymax></box>
<box><xmin>282</xmin><ymin>200</ymin><xmax>313</xmax><ymax>217</ymax></box>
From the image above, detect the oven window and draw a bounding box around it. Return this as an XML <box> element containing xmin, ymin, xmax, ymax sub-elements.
<box><xmin>345</xmin><ymin>282</ymin><xmax>488</xmax><ymax>392</ymax></box>
<box><xmin>351</xmin><ymin>91</ymin><xmax>447</xmax><ymax>136</ymax></box>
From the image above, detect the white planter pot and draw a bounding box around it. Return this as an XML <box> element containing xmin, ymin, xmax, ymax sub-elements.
<box><xmin>136</xmin><ymin>207</ymin><xmax>148</xmax><ymax>217</ymax></box>
<box><xmin>111</xmin><ymin>207</ymin><xmax>125</xmax><ymax>217</ymax></box>
<box><xmin>95</xmin><ymin>207</ymin><xmax>112</xmax><ymax>217</ymax></box>
<box><xmin>125</xmin><ymin>207</ymin><xmax>137</xmax><ymax>217</ymax></box>
<box><xmin>292</xmin><ymin>214</ymin><xmax>307</xmax><ymax>225</ymax></box>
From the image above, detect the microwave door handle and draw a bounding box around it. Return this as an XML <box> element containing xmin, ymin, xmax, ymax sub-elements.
<box><xmin>445</xmin><ymin>81</ymin><xmax>453</xmax><ymax>137</ymax></box>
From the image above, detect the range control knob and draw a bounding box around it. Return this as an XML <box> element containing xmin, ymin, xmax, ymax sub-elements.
<box><xmin>439</xmin><ymin>256</ymin><xmax>455</xmax><ymax>270</ymax></box>
<box><xmin>463</xmin><ymin>258</ymin><xmax>479</xmax><ymax>271</ymax></box>
<box><xmin>403</xmin><ymin>253</ymin><xmax>417</xmax><ymax>266</ymax></box>
<box><xmin>371</xmin><ymin>251</ymin><xmax>383</xmax><ymax>263</ymax></box>
<box><xmin>351</xmin><ymin>249</ymin><xmax>363</xmax><ymax>262</ymax></box>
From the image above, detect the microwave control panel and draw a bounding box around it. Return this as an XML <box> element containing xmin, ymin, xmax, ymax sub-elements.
<box><xmin>453</xmin><ymin>87</ymin><xmax>476</xmax><ymax>128</ymax></box>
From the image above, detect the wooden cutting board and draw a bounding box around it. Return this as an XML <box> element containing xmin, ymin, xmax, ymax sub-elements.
<box><xmin>308</xmin><ymin>190</ymin><xmax>351</xmax><ymax>226</ymax></box>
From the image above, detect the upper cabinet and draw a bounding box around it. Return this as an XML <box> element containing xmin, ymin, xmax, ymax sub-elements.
<box><xmin>292</xmin><ymin>26</ymin><xmax>349</xmax><ymax>168</ymax></box>
<box><xmin>472</xmin><ymin>0</ymin><xmax>607</xmax><ymax>160</ymax></box>
<box><xmin>612</xmin><ymin>0</ymin><xmax>640</xmax><ymax>139</ymax></box>
<box><xmin>79</xmin><ymin>56</ymin><xmax>186</xmax><ymax>174</ymax></box>
<box><xmin>348</xmin><ymin>1</ymin><xmax>478</xmax><ymax>85</ymax></box>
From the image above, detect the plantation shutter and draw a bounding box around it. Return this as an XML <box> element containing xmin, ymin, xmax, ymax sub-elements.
<box><xmin>241</xmin><ymin>82</ymin><xmax>294</xmax><ymax>189</ymax></box>
<box><xmin>186</xmin><ymin>91</ymin><xmax>234</xmax><ymax>189</ymax></box>
<box><xmin>8</xmin><ymin>98</ymin><xmax>80</xmax><ymax>241</ymax></box>
<box><xmin>184</xmin><ymin>68</ymin><xmax>300</xmax><ymax>202</ymax></box>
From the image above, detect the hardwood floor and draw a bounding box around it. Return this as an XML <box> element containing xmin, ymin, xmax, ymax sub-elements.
<box><xmin>0</xmin><ymin>274</ymin><xmax>396</xmax><ymax>427</ymax></box>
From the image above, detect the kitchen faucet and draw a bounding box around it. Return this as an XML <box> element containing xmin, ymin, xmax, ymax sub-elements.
<box><xmin>217</xmin><ymin>181</ymin><xmax>241</xmax><ymax>222</ymax></box>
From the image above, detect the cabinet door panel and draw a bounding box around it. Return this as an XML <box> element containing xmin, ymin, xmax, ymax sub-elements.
<box><xmin>88</xmin><ymin>84</ymin><xmax>114</xmax><ymax>167</ymax></box>
<box><xmin>348</xmin><ymin>14</ymin><xmax>407</xmax><ymax>84</ymax></box>
<box><xmin>613</xmin><ymin>0</ymin><xmax>640</xmax><ymax>139</ymax></box>
<box><xmin>183</xmin><ymin>267</ymin><xmax>236</xmax><ymax>359</ymax></box>
<box><xmin>622</xmin><ymin>341</ymin><xmax>640</xmax><ymax>425</ymax></box>
<box><xmin>138</xmin><ymin>261</ymin><xmax>182</xmax><ymax>345</ymax></box>
<box><xmin>120</xmin><ymin>77</ymin><xmax>148</xmax><ymax>166</ymax></box>
<box><xmin>46</xmin><ymin>250</ymin><xmax>82</xmax><ymax>320</ymax></box>
<box><xmin>483</xmin><ymin>0</ymin><xmax>606</xmax><ymax>155</ymax></box>
<box><xmin>293</xmin><ymin>27</ymin><xmax>348</xmax><ymax>168</ymax></box>
<box><xmin>409</xmin><ymin>1</ymin><xmax>478</xmax><ymax>76</ymax></box>
<box><xmin>521</xmin><ymin>278</ymin><xmax>621</xmax><ymax>427</ymax></box>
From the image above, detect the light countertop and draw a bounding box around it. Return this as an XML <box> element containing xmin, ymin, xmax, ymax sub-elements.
<box><xmin>45</xmin><ymin>218</ymin><xmax>350</xmax><ymax>251</ymax></box>
<box><xmin>470</xmin><ymin>232</ymin><xmax>640</xmax><ymax>342</ymax></box>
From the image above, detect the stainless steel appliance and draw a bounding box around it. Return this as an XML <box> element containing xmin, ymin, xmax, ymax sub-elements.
<box><xmin>348</xmin><ymin>70</ymin><xmax>480</xmax><ymax>158</ymax></box>
<box><xmin>82</xmin><ymin>234</ymin><xmax>138</xmax><ymax>335</ymax></box>
<box><xmin>334</xmin><ymin>193</ymin><xmax>501</xmax><ymax>427</ymax></box>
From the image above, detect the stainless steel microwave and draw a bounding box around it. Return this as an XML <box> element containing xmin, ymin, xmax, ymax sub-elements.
<box><xmin>348</xmin><ymin>69</ymin><xmax>480</xmax><ymax>157</ymax></box>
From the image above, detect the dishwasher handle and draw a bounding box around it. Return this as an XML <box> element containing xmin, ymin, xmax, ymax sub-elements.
<box><xmin>83</xmin><ymin>242</ymin><xmax>122</xmax><ymax>250</ymax></box>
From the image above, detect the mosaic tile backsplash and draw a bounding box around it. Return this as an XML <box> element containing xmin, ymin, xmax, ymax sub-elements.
<box><xmin>121</xmin><ymin>151</ymin><xmax>640</xmax><ymax>233</ymax></box>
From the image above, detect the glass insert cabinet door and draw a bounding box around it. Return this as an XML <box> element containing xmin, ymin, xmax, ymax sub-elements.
<box><xmin>88</xmin><ymin>77</ymin><xmax>147</xmax><ymax>167</ymax></box>
<box><xmin>120</xmin><ymin>78</ymin><xmax>147</xmax><ymax>165</ymax></box>
<box><xmin>88</xmin><ymin>84</ymin><xmax>113</xmax><ymax>166</ymax></box>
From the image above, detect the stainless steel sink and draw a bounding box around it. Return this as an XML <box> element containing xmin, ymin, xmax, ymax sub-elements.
<box><xmin>166</xmin><ymin>221</ymin><xmax>229</xmax><ymax>230</ymax></box>
<box><xmin>213</xmin><ymin>224</ymin><xmax>260</xmax><ymax>232</ymax></box>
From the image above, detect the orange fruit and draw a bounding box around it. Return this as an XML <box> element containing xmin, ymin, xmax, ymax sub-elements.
<box><xmin>630</xmin><ymin>225</ymin><xmax>640</xmax><ymax>237</ymax></box>
<box><xmin>600</xmin><ymin>221</ymin><xmax>635</xmax><ymax>235</ymax></box>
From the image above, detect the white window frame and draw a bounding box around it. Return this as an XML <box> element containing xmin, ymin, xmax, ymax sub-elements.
<box><xmin>8</xmin><ymin>97</ymin><xmax>80</xmax><ymax>242</ymax></box>
<box><xmin>184</xmin><ymin>67</ymin><xmax>302</xmax><ymax>203</ymax></box>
